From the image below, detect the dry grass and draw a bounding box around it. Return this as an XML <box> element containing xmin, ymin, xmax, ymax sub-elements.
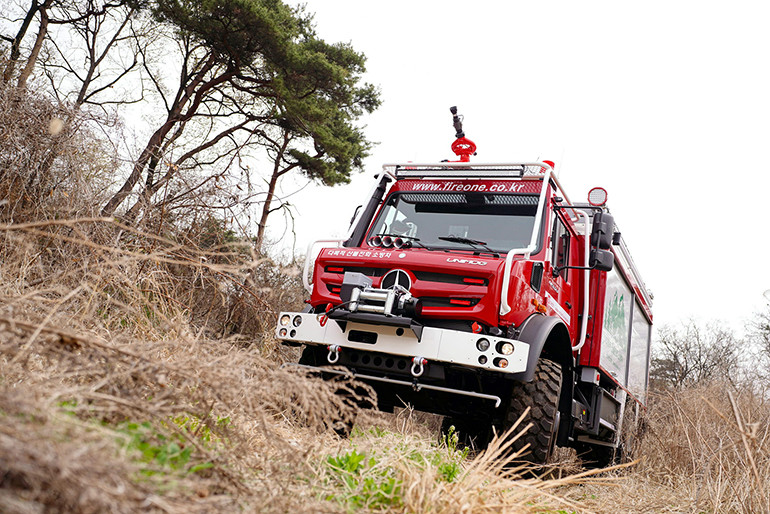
<box><xmin>562</xmin><ymin>384</ymin><xmax>770</xmax><ymax>513</ymax></box>
<box><xmin>309</xmin><ymin>407</ymin><xmax>632</xmax><ymax>513</ymax></box>
<box><xmin>638</xmin><ymin>385</ymin><xmax>770</xmax><ymax>512</ymax></box>
<box><xmin>0</xmin><ymin>218</ymin><xmax>351</xmax><ymax>512</ymax></box>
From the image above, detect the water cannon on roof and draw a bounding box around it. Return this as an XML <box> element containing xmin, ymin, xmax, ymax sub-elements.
<box><xmin>449</xmin><ymin>106</ymin><xmax>477</xmax><ymax>162</ymax></box>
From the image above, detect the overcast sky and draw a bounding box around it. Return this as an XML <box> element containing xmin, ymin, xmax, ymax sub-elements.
<box><xmin>273</xmin><ymin>0</ymin><xmax>770</xmax><ymax>330</ymax></box>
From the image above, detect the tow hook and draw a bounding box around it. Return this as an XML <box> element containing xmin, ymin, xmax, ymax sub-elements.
<box><xmin>411</xmin><ymin>356</ymin><xmax>427</xmax><ymax>377</ymax></box>
<box><xmin>327</xmin><ymin>345</ymin><xmax>341</xmax><ymax>364</ymax></box>
<box><xmin>317</xmin><ymin>303</ymin><xmax>334</xmax><ymax>327</ymax></box>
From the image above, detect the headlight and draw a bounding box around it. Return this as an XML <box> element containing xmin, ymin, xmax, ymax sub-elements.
<box><xmin>280</xmin><ymin>314</ymin><xmax>291</xmax><ymax>326</ymax></box>
<box><xmin>476</xmin><ymin>338</ymin><xmax>490</xmax><ymax>352</ymax></box>
<box><xmin>496</xmin><ymin>341</ymin><xmax>514</xmax><ymax>355</ymax></box>
<box><xmin>293</xmin><ymin>316</ymin><xmax>302</xmax><ymax>327</ymax></box>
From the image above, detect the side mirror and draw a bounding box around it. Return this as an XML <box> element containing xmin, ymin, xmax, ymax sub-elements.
<box><xmin>590</xmin><ymin>248</ymin><xmax>614</xmax><ymax>272</ymax></box>
<box><xmin>591</xmin><ymin>212</ymin><xmax>614</xmax><ymax>250</ymax></box>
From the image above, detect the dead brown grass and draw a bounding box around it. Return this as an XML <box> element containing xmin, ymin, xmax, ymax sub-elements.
<box><xmin>0</xmin><ymin>313</ymin><xmax>369</xmax><ymax>512</ymax></box>
<box><xmin>564</xmin><ymin>384</ymin><xmax>770</xmax><ymax>513</ymax></box>
<box><xmin>0</xmin><ymin>218</ymin><xmax>357</xmax><ymax>512</ymax></box>
<box><xmin>640</xmin><ymin>384</ymin><xmax>770</xmax><ymax>512</ymax></box>
<box><xmin>0</xmin><ymin>389</ymin><xmax>153</xmax><ymax>514</ymax></box>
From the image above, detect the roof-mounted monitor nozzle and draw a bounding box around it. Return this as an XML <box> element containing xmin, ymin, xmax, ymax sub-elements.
<box><xmin>450</xmin><ymin>106</ymin><xmax>464</xmax><ymax>138</ymax></box>
<box><xmin>448</xmin><ymin>106</ymin><xmax>477</xmax><ymax>163</ymax></box>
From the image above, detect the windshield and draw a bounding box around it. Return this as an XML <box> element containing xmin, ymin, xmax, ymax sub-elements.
<box><xmin>369</xmin><ymin>192</ymin><xmax>540</xmax><ymax>253</ymax></box>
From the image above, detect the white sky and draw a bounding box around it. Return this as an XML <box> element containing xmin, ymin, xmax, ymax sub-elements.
<box><xmin>272</xmin><ymin>0</ymin><xmax>770</xmax><ymax>330</ymax></box>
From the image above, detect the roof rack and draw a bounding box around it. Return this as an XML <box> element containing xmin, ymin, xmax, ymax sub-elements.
<box><xmin>385</xmin><ymin>162</ymin><xmax>553</xmax><ymax>179</ymax></box>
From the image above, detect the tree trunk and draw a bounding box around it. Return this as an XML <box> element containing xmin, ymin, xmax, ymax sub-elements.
<box><xmin>254</xmin><ymin>134</ymin><xmax>291</xmax><ymax>251</ymax></box>
<box><xmin>100</xmin><ymin>54</ymin><xmax>222</xmax><ymax>217</ymax></box>
<box><xmin>254</xmin><ymin>172</ymin><xmax>281</xmax><ymax>251</ymax></box>
<box><xmin>16</xmin><ymin>6</ymin><xmax>48</xmax><ymax>89</ymax></box>
<box><xmin>100</xmin><ymin>125</ymin><xmax>169</xmax><ymax>217</ymax></box>
<box><xmin>2</xmin><ymin>0</ymin><xmax>38</xmax><ymax>83</ymax></box>
<box><xmin>254</xmin><ymin>131</ymin><xmax>298</xmax><ymax>249</ymax></box>
<box><xmin>122</xmin><ymin>118</ymin><xmax>254</xmax><ymax>221</ymax></box>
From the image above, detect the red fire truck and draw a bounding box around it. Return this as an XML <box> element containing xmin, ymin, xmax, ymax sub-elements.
<box><xmin>276</xmin><ymin>107</ymin><xmax>653</xmax><ymax>465</ymax></box>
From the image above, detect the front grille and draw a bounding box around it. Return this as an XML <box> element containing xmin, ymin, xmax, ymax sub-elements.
<box><xmin>323</xmin><ymin>264</ymin><xmax>489</xmax><ymax>311</ymax></box>
<box><xmin>327</xmin><ymin>266</ymin><xmax>487</xmax><ymax>287</ymax></box>
<box><xmin>420</xmin><ymin>297</ymin><xmax>481</xmax><ymax>308</ymax></box>
<box><xmin>413</xmin><ymin>271</ymin><xmax>488</xmax><ymax>286</ymax></box>
<box><xmin>325</xmin><ymin>265</ymin><xmax>388</xmax><ymax>277</ymax></box>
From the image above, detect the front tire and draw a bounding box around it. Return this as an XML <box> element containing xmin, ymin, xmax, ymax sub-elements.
<box><xmin>503</xmin><ymin>358</ymin><xmax>562</xmax><ymax>464</ymax></box>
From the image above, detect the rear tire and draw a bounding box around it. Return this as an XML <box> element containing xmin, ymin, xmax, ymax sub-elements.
<box><xmin>503</xmin><ymin>358</ymin><xmax>562</xmax><ymax>464</ymax></box>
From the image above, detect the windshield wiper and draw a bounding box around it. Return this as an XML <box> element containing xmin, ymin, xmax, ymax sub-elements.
<box><xmin>438</xmin><ymin>235</ymin><xmax>498</xmax><ymax>255</ymax></box>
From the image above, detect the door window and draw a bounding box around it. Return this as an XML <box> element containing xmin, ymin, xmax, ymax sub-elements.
<box><xmin>552</xmin><ymin>215</ymin><xmax>570</xmax><ymax>281</ymax></box>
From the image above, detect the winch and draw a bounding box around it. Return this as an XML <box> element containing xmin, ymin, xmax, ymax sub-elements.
<box><xmin>339</xmin><ymin>272</ymin><xmax>422</xmax><ymax>318</ymax></box>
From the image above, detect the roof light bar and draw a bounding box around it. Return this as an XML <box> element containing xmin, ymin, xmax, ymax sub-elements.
<box><xmin>388</xmin><ymin>162</ymin><xmax>553</xmax><ymax>179</ymax></box>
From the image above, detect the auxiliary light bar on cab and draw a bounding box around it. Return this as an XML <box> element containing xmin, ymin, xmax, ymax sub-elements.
<box><xmin>388</xmin><ymin>162</ymin><xmax>554</xmax><ymax>179</ymax></box>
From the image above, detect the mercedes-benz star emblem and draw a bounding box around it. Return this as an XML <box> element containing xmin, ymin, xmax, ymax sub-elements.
<box><xmin>381</xmin><ymin>269</ymin><xmax>411</xmax><ymax>290</ymax></box>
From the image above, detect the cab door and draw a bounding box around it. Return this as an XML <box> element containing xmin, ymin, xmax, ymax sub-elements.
<box><xmin>545</xmin><ymin>211</ymin><xmax>578</xmax><ymax>334</ymax></box>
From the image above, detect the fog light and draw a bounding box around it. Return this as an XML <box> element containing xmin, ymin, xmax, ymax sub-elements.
<box><xmin>478</xmin><ymin>355</ymin><xmax>488</xmax><ymax>365</ymax></box>
<box><xmin>279</xmin><ymin>328</ymin><xmax>288</xmax><ymax>337</ymax></box>
<box><xmin>293</xmin><ymin>316</ymin><xmax>302</xmax><ymax>327</ymax></box>
<box><xmin>280</xmin><ymin>315</ymin><xmax>290</xmax><ymax>326</ymax></box>
<box><xmin>476</xmin><ymin>338</ymin><xmax>490</xmax><ymax>352</ymax></box>
<box><xmin>494</xmin><ymin>357</ymin><xmax>509</xmax><ymax>369</ymax></box>
<box><xmin>496</xmin><ymin>341</ymin><xmax>514</xmax><ymax>355</ymax></box>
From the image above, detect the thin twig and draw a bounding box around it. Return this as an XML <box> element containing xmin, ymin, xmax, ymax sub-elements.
<box><xmin>727</xmin><ymin>391</ymin><xmax>761</xmax><ymax>482</ymax></box>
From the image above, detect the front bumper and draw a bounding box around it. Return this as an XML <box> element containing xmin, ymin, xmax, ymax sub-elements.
<box><xmin>275</xmin><ymin>312</ymin><xmax>529</xmax><ymax>374</ymax></box>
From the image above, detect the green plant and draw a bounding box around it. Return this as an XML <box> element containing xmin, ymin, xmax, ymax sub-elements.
<box><xmin>114</xmin><ymin>421</ymin><xmax>213</xmax><ymax>476</ymax></box>
<box><xmin>170</xmin><ymin>414</ymin><xmax>231</xmax><ymax>445</ymax></box>
<box><xmin>325</xmin><ymin>450</ymin><xmax>403</xmax><ymax>510</ymax></box>
<box><xmin>402</xmin><ymin>425</ymin><xmax>468</xmax><ymax>483</ymax></box>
